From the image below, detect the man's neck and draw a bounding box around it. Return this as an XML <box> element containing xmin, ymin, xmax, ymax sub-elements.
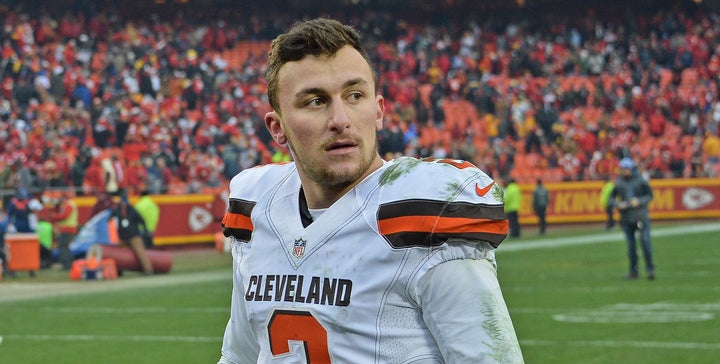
<box><xmin>302</xmin><ymin>181</ymin><xmax>354</xmax><ymax>209</ymax></box>
<box><xmin>301</xmin><ymin>158</ymin><xmax>383</xmax><ymax>209</ymax></box>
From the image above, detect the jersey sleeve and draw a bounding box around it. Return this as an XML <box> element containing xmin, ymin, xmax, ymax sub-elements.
<box><xmin>218</xmin><ymin>244</ymin><xmax>260</xmax><ymax>363</ymax></box>
<box><xmin>221</xmin><ymin>163</ymin><xmax>295</xmax><ymax>242</ymax></box>
<box><xmin>417</xmin><ymin>258</ymin><xmax>524</xmax><ymax>363</ymax></box>
<box><xmin>219</xmin><ymin>165</ymin><xmax>296</xmax><ymax>363</ymax></box>
<box><xmin>377</xmin><ymin>157</ymin><xmax>508</xmax><ymax>249</ymax></box>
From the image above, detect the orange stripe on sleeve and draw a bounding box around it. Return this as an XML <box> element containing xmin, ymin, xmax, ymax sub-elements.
<box><xmin>222</xmin><ymin>212</ymin><xmax>254</xmax><ymax>231</ymax></box>
<box><xmin>378</xmin><ymin>215</ymin><xmax>507</xmax><ymax>235</ymax></box>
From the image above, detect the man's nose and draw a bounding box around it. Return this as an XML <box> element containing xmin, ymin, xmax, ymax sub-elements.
<box><xmin>328</xmin><ymin>99</ymin><xmax>351</xmax><ymax>131</ymax></box>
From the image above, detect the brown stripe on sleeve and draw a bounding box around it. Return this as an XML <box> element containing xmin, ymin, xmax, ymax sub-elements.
<box><xmin>378</xmin><ymin>199</ymin><xmax>508</xmax><ymax>248</ymax></box>
<box><xmin>222</xmin><ymin>199</ymin><xmax>256</xmax><ymax>242</ymax></box>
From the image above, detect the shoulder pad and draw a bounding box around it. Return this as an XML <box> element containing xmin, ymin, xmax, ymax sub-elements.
<box><xmin>377</xmin><ymin>157</ymin><xmax>502</xmax><ymax>205</ymax></box>
<box><xmin>223</xmin><ymin>162</ymin><xmax>295</xmax><ymax>242</ymax></box>
<box><xmin>227</xmin><ymin>162</ymin><xmax>295</xmax><ymax>201</ymax></box>
<box><xmin>376</xmin><ymin>157</ymin><xmax>507</xmax><ymax>248</ymax></box>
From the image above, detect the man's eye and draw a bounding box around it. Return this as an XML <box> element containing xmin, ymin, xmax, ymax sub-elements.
<box><xmin>305</xmin><ymin>97</ymin><xmax>325</xmax><ymax>107</ymax></box>
<box><xmin>306</xmin><ymin>98</ymin><xmax>324</xmax><ymax>107</ymax></box>
<box><xmin>347</xmin><ymin>92</ymin><xmax>363</xmax><ymax>102</ymax></box>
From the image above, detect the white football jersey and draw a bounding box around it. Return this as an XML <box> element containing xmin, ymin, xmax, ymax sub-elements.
<box><xmin>219</xmin><ymin>157</ymin><xmax>523</xmax><ymax>363</ymax></box>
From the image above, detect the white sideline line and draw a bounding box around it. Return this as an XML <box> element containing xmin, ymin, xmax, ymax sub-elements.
<box><xmin>0</xmin><ymin>334</ymin><xmax>220</xmax><ymax>343</ymax></box>
<box><xmin>0</xmin><ymin>270</ymin><xmax>229</xmax><ymax>303</ymax></box>
<box><xmin>521</xmin><ymin>339</ymin><xmax>720</xmax><ymax>350</ymax></box>
<box><xmin>499</xmin><ymin>223</ymin><xmax>720</xmax><ymax>252</ymax></box>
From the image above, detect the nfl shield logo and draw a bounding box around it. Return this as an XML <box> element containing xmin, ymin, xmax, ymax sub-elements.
<box><xmin>293</xmin><ymin>238</ymin><xmax>307</xmax><ymax>258</ymax></box>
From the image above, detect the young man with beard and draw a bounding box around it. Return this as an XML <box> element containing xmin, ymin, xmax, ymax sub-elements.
<box><xmin>219</xmin><ymin>18</ymin><xmax>523</xmax><ymax>363</ymax></box>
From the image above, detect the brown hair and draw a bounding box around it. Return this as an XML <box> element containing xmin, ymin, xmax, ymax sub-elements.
<box><xmin>265</xmin><ymin>18</ymin><xmax>377</xmax><ymax>113</ymax></box>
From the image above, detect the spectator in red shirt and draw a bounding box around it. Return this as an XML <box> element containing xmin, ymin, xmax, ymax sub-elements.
<box><xmin>124</xmin><ymin>158</ymin><xmax>148</xmax><ymax>195</ymax></box>
<box><xmin>648</xmin><ymin>108</ymin><xmax>667</xmax><ymax>138</ymax></box>
<box><xmin>121</xmin><ymin>134</ymin><xmax>149</xmax><ymax>162</ymax></box>
<box><xmin>83</xmin><ymin>156</ymin><xmax>106</xmax><ymax>195</ymax></box>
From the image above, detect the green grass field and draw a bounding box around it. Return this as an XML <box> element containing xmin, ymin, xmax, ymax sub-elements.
<box><xmin>499</xmin><ymin>221</ymin><xmax>720</xmax><ymax>364</ymax></box>
<box><xmin>0</xmin><ymin>221</ymin><xmax>718</xmax><ymax>363</ymax></box>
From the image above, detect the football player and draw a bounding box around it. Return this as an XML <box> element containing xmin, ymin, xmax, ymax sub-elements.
<box><xmin>219</xmin><ymin>18</ymin><xmax>524</xmax><ymax>363</ymax></box>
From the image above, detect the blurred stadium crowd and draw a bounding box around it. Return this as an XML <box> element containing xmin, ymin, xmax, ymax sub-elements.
<box><xmin>1</xmin><ymin>0</ymin><xmax>719</xmax><ymax>202</ymax></box>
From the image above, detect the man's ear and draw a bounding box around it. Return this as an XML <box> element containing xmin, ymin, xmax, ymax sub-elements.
<box><xmin>265</xmin><ymin>111</ymin><xmax>287</xmax><ymax>145</ymax></box>
<box><xmin>375</xmin><ymin>95</ymin><xmax>385</xmax><ymax>131</ymax></box>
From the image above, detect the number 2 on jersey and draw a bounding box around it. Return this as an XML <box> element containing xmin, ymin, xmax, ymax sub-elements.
<box><xmin>268</xmin><ymin>310</ymin><xmax>331</xmax><ymax>362</ymax></box>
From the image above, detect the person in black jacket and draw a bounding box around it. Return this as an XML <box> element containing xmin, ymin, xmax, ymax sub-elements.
<box><xmin>111</xmin><ymin>190</ymin><xmax>153</xmax><ymax>275</ymax></box>
<box><xmin>532</xmin><ymin>178</ymin><xmax>550</xmax><ymax>235</ymax></box>
<box><xmin>609</xmin><ymin>158</ymin><xmax>655</xmax><ymax>280</ymax></box>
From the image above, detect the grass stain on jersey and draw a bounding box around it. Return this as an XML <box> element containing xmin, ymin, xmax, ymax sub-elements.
<box><xmin>444</xmin><ymin>181</ymin><xmax>462</xmax><ymax>201</ymax></box>
<box><xmin>379</xmin><ymin>158</ymin><xmax>421</xmax><ymax>186</ymax></box>
<box><xmin>482</xmin><ymin>293</ymin><xmax>522</xmax><ymax>362</ymax></box>
<box><xmin>493</xmin><ymin>184</ymin><xmax>505</xmax><ymax>202</ymax></box>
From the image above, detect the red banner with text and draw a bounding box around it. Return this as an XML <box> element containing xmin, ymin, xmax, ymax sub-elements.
<box><xmin>517</xmin><ymin>178</ymin><xmax>720</xmax><ymax>224</ymax></box>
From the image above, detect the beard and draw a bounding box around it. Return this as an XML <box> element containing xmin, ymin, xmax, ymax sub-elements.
<box><xmin>290</xmin><ymin>137</ymin><xmax>379</xmax><ymax>189</ymax></box>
